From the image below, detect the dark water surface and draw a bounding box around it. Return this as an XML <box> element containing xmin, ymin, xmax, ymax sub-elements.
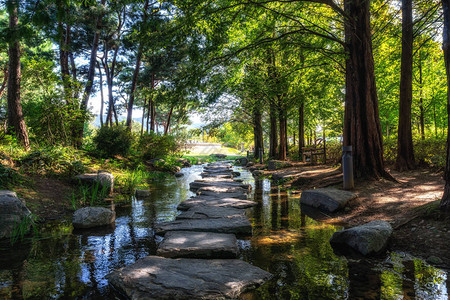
<box><xmin>0</xmin><ymin>164</ymin><xmax>448</xmax><ymax>299</ymax></box>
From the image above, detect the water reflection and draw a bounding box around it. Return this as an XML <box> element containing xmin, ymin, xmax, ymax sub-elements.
<box><xmin>0</xmin><ymin>165</ymin><xmax>448</xmax><ymax>299</ymax></box>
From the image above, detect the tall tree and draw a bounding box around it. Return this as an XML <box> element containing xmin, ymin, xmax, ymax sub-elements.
<box><xmin>396</xmin><ymin>0</ymin><xmax>415</xmax><ymax>171</ymax></box>
<box><xmin>440</xmin><ymin>0</ymin><xmax>450</xmax><ymax>211</ymax></box>
<box><xmin>7</xmin><ymin>0</ymin><xmax>30</xmax><ymax>151</ymax></box>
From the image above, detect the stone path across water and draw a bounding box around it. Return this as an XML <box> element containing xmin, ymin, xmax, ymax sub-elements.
<box><xmin>108</xmin><ymin>162</ymin><xmax>272</xmax><ymax>299</ymax></box>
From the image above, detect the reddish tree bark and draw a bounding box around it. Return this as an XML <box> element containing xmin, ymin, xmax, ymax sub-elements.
<box><xmin>7</xmin><ymin>0</ymin><xmax>29</xmax><ymax>151</ymax></box>
<box><xmin>440</xmin><ymin>0</ymin><xmax>450</xmax><ymax>212</ymax></box>
<box><xmin>253</xmin><ymin>103</ymin><xmax>264</xmax><ymax>158</ymax></box>
<box><xmin>396</xmin><ymin>0</ymin><xmax>415</xmax><ymax>171</ymax></box>
<box><xmin>343</xmin><ymin>0</ymin><xmax>390</xmax><ymax>179</ymax></box>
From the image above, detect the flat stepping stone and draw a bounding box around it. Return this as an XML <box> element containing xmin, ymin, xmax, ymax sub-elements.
<box><xmin>176</xmin><ymin>206</ymin><xmax>246</xmax><ymax>220</ymax></box>
<box><xmin>203</xmin><ymin>168</ymin><xmax>232</xmax><ymax>173</ymax></box>
<box><xmin>300</xmin><ymin>188</ymin><xmax>357</xmax><ymax>212</ymax></box>
<box><xmin>196</xmin><ymin>185</ymin><xmax>248</xmax><ymax>194</ymax></box>
<box><xmin>196</xmin><ymin>189</ymin><xmax>248</xmax><ymax>200</ymax></box>
<box><xmin>108</xmin><ymin>256</ymin><xmax>272</xmax><ymax>299</ymax></box>
<box><xmin>190</xmin><ymin>181</ymin><xmax>251</xmax><ymax>192</ymax></box>
<box><xmin>201</xmin><ymin>173</ymin><xmax>233</xmax><ymax>179</ymax></box>
<box><xmin>177</xmin><ymin>197</ymin><xmax>256</xmax><ymax>211</ymax></box>
<box><xmin>156</xmin><ymin>231</ymin><xmax>239</xmax><ymax>258</ymax></box>
<box><xmin>155</xmin><ymin>217</ymin><xmax>252</xmax><ymax>236</ymax></box>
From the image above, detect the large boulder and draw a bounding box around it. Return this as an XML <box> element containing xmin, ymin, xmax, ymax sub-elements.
<box><xmin>235</xmin><ymin>157</ymin><xmax>248</xmax><ymax>166</ymax></box>
<box><xmin>0</xmin><ymin>191</ymin><xmax>32</xmax><ymax>240</ymax></box>
<box><xmin>72</xmin><ymin>207</ymin><xmax>116</xmax><ymax>229</ymax></box>
<box><xmin>74</xmin><ymin>171</ymin><xmax>114</xmax><ymax>195</ymax></box>
<box><xmin>329</xmin><ymin>220</ymin><xmax>393</xmax><ymax>256</ymax></box>
<box><xmin>300</xmin><ymin>188</ymin><xmax>356</xmax><ymax>212</ymax></box>
<box><xmin>108</xmin><ymin>256</ymin><xmax>272</xmax><ymax>299</ymax></box>
<box><xmin>267</xmin><ymin>160</ymin><xmax>293</xmax><ymax>171</ymax></box>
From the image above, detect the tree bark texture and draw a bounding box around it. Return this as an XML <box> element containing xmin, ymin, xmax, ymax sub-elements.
<box><xmin>269</xmin><ymin>101</ymin><xmax>278</xmax><ymax>158</ymax></box>
<box><xmin>298</xmin><ymin>102</ymin><xmax>305</xmax><ymax>159</ymax></box>
<box><xmin>7</xmin><ymin>0</ymin><xmax>29</xmax><ymax>151</ymax></box>
<box><xmin>253</xmin><ymin>104</ymin><xmax>264</xmax><ymax>157</ymax></box>
<box><xmin>97</xmin><ymin>61</ymin><xmax>104</xmax><ymax>127</ymax></box>
<box><xmin>440</xmin><ymin>0</ymin><xmax>450</xmax><ymax>212</ymax></box>
<box><xmin>164</xmin><ymin>105</ymin><xmax>174</xmax><ymax>135</ymax></box>
<box><xmin>278</xmin><ymin>104</ymin><xmax>287</xmax><ymax>160</ymax></box>
<box><xmin>343</xmin><ymin>0</ymin><xmax>389</xmax><ymax>179</ymax></box>
<box><xmin>396</xmin><ymin>0</ymin><xmax>415</xmax><ymax>171</ymax></box>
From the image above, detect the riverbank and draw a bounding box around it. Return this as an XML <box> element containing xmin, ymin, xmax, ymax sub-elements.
<box><xmin>258</xmin><ymin>163</ymin><xmax>450</xmax><ymax>268</ymax></box>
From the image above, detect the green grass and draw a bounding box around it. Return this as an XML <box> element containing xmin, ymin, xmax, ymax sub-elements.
<box><xmin>68</xmin><ymin>181</ymin><xmax>110</xmax><ymax>210</ymax></box>
<box><xmin>10</xmin><ymin>213</ymin><xmax>37</xmax><ymax>245</ymax></box>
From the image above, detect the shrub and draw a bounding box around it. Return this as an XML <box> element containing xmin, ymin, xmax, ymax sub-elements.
<box><xmin>93</xmin><ymin>126</ymin><xmax>133</xmax><ymax>158</ymax></box>
<box><xmin>138</xmin><ymin>132</ymin><xmax>181</xmax><ymax>160</ymax></box>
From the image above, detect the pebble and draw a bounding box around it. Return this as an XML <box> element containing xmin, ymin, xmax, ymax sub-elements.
<box><xmin>411</xmin><ymin>227</ymin><xmax>417</xmax><ymax>232</ymax></box>
<box><xmin>426</xmin><ymin>256</ymin><xmax>443</xmax><ymax>265</ymax></box>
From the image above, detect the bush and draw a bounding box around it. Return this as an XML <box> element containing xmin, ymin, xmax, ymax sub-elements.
<box><xmin>19</xmin><ymin>147</ymin><xmax>86</xmax><ymax>177</ymax></box>
<box><xmin>93</xmin><ymin>126</ymin><xmax>133</xmax><ymax>158</ymax></box>
<box><xmin>138</xmin><ymin>132</ymin><xmax>180</xmax><ymax>160</ymax></box>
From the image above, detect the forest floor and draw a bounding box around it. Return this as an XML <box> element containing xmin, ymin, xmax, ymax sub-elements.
<box><xmin>265</xmin><ymin>162</ymin><xmax>450</xmax><ymax>269</ymax></box>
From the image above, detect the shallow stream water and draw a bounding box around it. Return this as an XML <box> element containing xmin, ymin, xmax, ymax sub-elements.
<box><xmin>0</xmin><ymin>164</ymin><xmax>448</xmax><ymax>299</ymax></box>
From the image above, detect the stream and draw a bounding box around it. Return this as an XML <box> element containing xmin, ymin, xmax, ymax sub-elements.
<box><xmin>0</xmin><ymin>164</ymin><xmax>448</xmax><ymax>299</ymax></box>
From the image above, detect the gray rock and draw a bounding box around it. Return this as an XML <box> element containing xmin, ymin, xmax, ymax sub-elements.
<box><xmin>175</xmin><ymin>172</ymin><xmax>184</xmax><ymax>178</ymax></box>
<box><xmin>155</xmin><ymin>217</ymin><xmax>252</xmax><ymax>236</ymax></box>
<box><xmin>329</xmin><ymin>220</ymin><xmax>393</xmax><ymax>256</ymax></box>
<box><xmin>196</xmin><ymin>189</ymin><xmax>248</xmax><ymax>200</ymax></box>
<box><xmin>157</xmin><ymin>231</ymin><xmax>239</xmax><ymax>258</ymax></box>
<box><xmin>176</xmin><ymin>206</ymin><xmax>246</xmax><ymax>220</ymax></box>
<box><xmin>72</xmin><ymin>207</ymin><xmax>116</xmax><ymax>229</ymax></box>
<box><xmin>267</xmin><ymin>160</ymin><xmax>293</xmax><ymax>171</ymax></box>
<box><xmin>135</xmin><ymin>189</ymin><xmax>151</xmax><ymax>198</ymax></box>
<box><xmin>190</xmin><ymin>181</ymin><xmax>251</xmax><ymax>192</ymax></box>
<box><xmin>300</xmin><ymin>188</ymin><xmax>357</xmax><ymax>212</ymax></box>
<box><xmin>426</xmin><ymin>256</ymin><xmax>443</xmax><ymax>265</ymax></box>
<box><xmin>252</xmin><ymin>170</ymin><xmax>264</xmax><ymax>177</ymax></box>
<box><xmin>231</xmin><ymin>171</ymin><xmax>241</xmax><ymax>177</ymax></box>
<box><xmin>203</xmin><ymin>167</ymin><xmax>232</xmax><ymax>173</ymax></box>
<box><xmin>0</xmin><ymin>191</ymin><xmax>32</xmax><ymax>240</ymax></box>
<box><xmin>201</xmin><ymin>173</ymin><xmax>232</xmax><ymax>179</ymax></box>
<box><xmin>177</xmin><ymin>197</ymin><xmax>256</xmax><ymax>210</ymax></box>
<box><xmin>74</xmin><ymin>171</ymin><xmax>114</xmax><ymax>195</ymax></box>
<box><xmin>176</xmin><ymin>158</ymin><xmax>191</xmax><ymax>167</ymax></box>
<box><xmin>235</xmin><ymin>157</ymin><xmax>248</xmax><ymax>166</ymax></box>
<box><xmin>108</xmin><ymin>256</ymin><xmax>272</xmax><ymax>300</ymax></box>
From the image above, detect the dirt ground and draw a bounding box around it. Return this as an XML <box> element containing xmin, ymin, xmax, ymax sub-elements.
<box><xmin>265</xmin><ymin>163</ymin><xmax>450</xmax><ymax>269</ymax></box>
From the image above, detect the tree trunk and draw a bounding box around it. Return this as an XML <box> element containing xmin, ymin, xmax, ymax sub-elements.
<box><xmin>298</xmin><ymin>102</ymin><xmax>305</xmax><ymax>160</ymax></box>
<box><xmin>126</xmin><ymin>0</ymin><xmax>149</xmax><ymax>130</ymax></box>
<box><xmin>97</xmin><ymin>61</ymin><xmax>104</xmax><ymax>127</ymax></box>
<box><xmin>343</xmin><ymin>0</ymin><xmax>390</xmax><ymax>179</ymax></box>
<box><xmin>440</xmin><ymin>0</ymin><xmax>450</xmax><ymax>212</ymax></box>
<box><xmin>253</xmin><ymin>103</ymin><xmax>264</xmax><ymax>158</ymax></box>
<box><xmin>7</xmin><ymin>0</ymin><xmax>29</xmax><ymax>151</ymax></box>
<box><xmin>278</xmin><ymin>103</ymin><xmax>287</xmax><ymax>160</ymax></box>
<box><xmin>418</xmin><ymin>55</ymin><xmax>425</xmax><ymax>140</ymax></box>
<box><xmin>269</xmin><ymin>100</ymin><xmax>278</xmax><ymax>158</ymax></box>
<box><xmin>164</xmin><ymin>105</ymin><xmax>174</xmax><ymax>135</ymax></box>
<box><xmin>396</xmin><ymin>0</ymin><xmax>415</xmax><ymax>171</ymax></box>
<box><xmin>77</xmin><ymin>0</ymin><xmax>105</xmax><ymax>146</ymax></box>
<box><xmin>141</xmin><ymin>96</ymin><xmax>147</xmax><ymax>135</ymax></box>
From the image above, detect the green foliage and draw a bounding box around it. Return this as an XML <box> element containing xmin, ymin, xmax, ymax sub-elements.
<box><xmin>19</xmin><ymin>147</ymin><xmax>86</xmax><ymax>177</ymax></box>
<box><xmin>384</xmin><ymin>136</ymin><xmax>447</xmax><ymax>168</ymax></box>
<box><xmin>0</xmin><ymin>164</ymin><xmax>22</xmax><ymax>189</ymax></box>
<box><xmin>68</xmin><ymin>181</ymin><xmax>110</xmax><ymax>210</ymax></box>
<box><xmin>93</xmin><ymin>126</ymin><xmax>134</xmax><ymax>158</ymax></box>
<box><xmin>138</xmin><ymin>132</ymin><xmax>181</xmax><ymax>160</ymax></box>
<box><xmin>10</xmin><ymin>213</ymin><xmax>37</xmax><ymax>245</ymax></box>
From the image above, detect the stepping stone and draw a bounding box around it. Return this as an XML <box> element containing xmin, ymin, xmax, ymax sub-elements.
<box><xmin>203</xmin><ymin>167</ymin><xmax>232</xmax><ymax>173</ymax></box>
<box><xmin>177</xmin><ymin>197</ymin><xmax>256</xmax><ymax>211</ymax></box>
<box><xmin>190</xmin><ymin>181</ymin><xmax>251</xmax><ymax>192</ymax></box>
<box><xmin>196</xmin><ymin>189</ymin><xmax>248</xmax><ymax>200</ymax></box>
<box><xmin>176</xmin><ymin>206</ymin><xmax>246</xmax><ymax>220</ymax></box>
<box><xmin>108</xmin><ymin>256</ymin><xmax>272</xmax><ymax>299</ymax></box>
<box><xmin>300</xmin><ymin>188</ymin><xmax>357</xmax><ymax>212</ymax></box>
<box><xmin>201</xmin><ymin>173</ymin><xmax>233</xmax><ymax>179</ymax></box>
<box><xmin>155</xmin><ymin>217</ymin><xmax>252</xmax><ymax>236</ymax></box>
<box><xmin>196</xmin><ymin>185</ymin><xmax>248</xmax><ymax>194</ymax></box>
<box><xmin>156</xmin><ymin>231</ymin><xmax>239</xmax><ymax>258</ymax></box>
